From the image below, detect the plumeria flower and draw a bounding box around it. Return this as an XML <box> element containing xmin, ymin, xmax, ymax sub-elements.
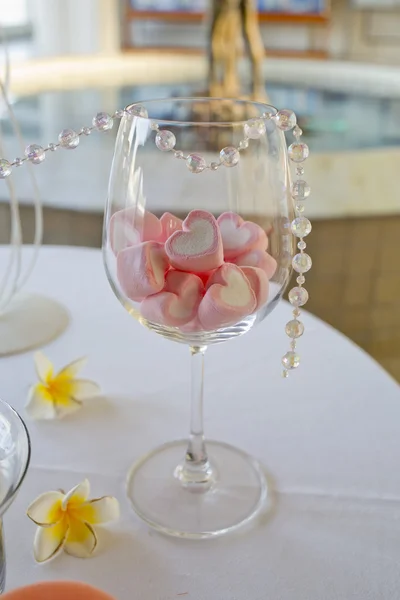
<box><xmin>26</xmin><ymin>352</ymin><xmax>101</xmax><ymax>419</ymax></box>
<box><xmin>27</xmin><ymin>479</ymin><xmax>120</xmax><ymax>562</ymax></box>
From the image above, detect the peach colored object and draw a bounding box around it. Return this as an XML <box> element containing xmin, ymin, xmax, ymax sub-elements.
<box><xmin>165</xmin><ymin>210</ymin><xmax>223</xmax><ymax>273</ymax></box>
<box><xmin>141</xmin><ymin>270</ymin><xmax>204</xmax><ymax>327</ymax></box>
<box><xmin>240</xmin><ymin>266</ymin><xmax>269</xmax><ymax>310</ymax></box>
<box><xmin>232</xmin><ymin>249</ymin><xmax>277</xmax><ymax>280</ymax></box>
<box><xmin>117</xmin><ymin>241</ymin><xmax>169</xmax><ymax>301</ymax></box>
<box><xmin>217</xmin><ymin>212</ymin><xmax>268</xmax><ymax>260</ymax></box>
<box><xmin>2</xmin><ymin>581</ymin><xmax>115</xmax><ymax>600</ymax></box>
<box><xmin>109</xmin><ymin>208</ymin><xmax>162</xmax><ymax>254</ymax></box>
<box><xmin>160</xmin><ymin>212</ymin><xmax>183</xmax><ymax>241</ymax></box>
<box><xmin>199</xmin><ymin>263</ymin><xmax>256</xmax><ymax>330</ymax></box>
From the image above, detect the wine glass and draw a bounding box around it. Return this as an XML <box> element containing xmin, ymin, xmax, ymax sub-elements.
<box><xmin>103</xmin><ymin>98</ymin><xmax>294</xmax><ymax>538</ymax></box>
<box><xmin>0</xmin><ymin>398</ymin><xmax>31</xmax><ymax>591</ymax></box>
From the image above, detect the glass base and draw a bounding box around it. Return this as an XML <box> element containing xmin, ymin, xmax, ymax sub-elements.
<box><xmin>126</xmin><ymin>440</ymin><xmax>267</xmax><ymax>539</ymax></box>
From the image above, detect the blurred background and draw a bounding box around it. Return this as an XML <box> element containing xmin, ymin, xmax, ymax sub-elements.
<box><xmin>1</xmin><ymin>0</ymin><xmax>399</xmax><ymax>380</ymax></box>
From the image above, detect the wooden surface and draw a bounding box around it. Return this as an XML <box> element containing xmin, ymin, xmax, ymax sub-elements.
<box><xmin>125</xmin><ymin>9</ymin><xmax>330</xmax><ymax>25</ymax></box>
<box><xmin>0</xmin><ymin>203</ymin><xmax>397</xmax><ymax>383</ymax></box>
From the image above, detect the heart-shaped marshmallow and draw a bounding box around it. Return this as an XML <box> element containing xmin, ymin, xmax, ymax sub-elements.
<box><xmin>160</xmin><ymin>212</ymin><xmax>183</xmax><ymax>242</ymax></box>
<box><xmin>239</xmin><ymin>266</ymin><xmax>269</xmax><ymax>310</ymax></box>
<box><xmin>165</xmin><ymin>210</ymin><xmax>223</xmax><ymax>273</ymax></box>
<box><xmin>232</xmin><ymin>249</ymin><xmax>277</xmax><ymax>280</ymax></box>
<box><xmin>141</xmin><ymin>271</ymin><xmax>204</xmax><ymax>327</ymax></box>
<box><xmin>217</xmin><ymin>212</ymin><xmax>268</xmax><ymax>259</ymax></box>
<box><xmin>198</xmin><ymin>264</ymin><xmax>256</xmax><ymax>331</ymax></box>
<box><xmin>117</xmin><ymin>241</ymin><xmax>169</xmax><ymax>302</ymax></box>
<box><xmin>109</xmin><ymin>208</ymin><xmax>163</xmax><ymax>254</ymax></box>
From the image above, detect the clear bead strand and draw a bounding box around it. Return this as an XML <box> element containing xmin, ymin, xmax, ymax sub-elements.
<box><xmin>282</xmin><ymin>120</ymin><xmax>312</xmax><ymax>377</ymax></box>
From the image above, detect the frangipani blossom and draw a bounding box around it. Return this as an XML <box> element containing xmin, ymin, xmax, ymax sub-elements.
<box><xmin>27</xmin><ymin>479</ymin><xmax>120</xmax><ymax>562</ymax></box>
<box><xmin>26</xmin><ymin>352</ymin><xmax>101</xmax><ymax>419</ymax></box>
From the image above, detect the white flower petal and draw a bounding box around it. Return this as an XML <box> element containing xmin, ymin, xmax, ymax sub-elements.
<box><xmin>64</xmin><ymin>519</ymin><xmax>97</xmax><ymax>558</ymax></box>
<box><xmin>33</xmin><ymin>518</ymin><xmax>68</xmax><ymax>563</ymax></box>
<box><xmin>62</xmin><ymin>479</ymin><xmax>90</xmax><ymax>510</ymax></box>
<box><xmin>57</xmin><ymin>357</ymin><xmax>87</xmax><ymax>380</ymax></box>
<box><xmin>80</xmin><ymin>496</ymin><xmax>120</xmax><ymax>525</ymax></box>
<box><xmin>27</xmin><ymin>491</ymin><xmax>64</xmax><ymax>526</ymax></box>
<box><xmin>25</xmin><ymin>386</ymin><xmax>56</xmax><ymax>420</ymax></box>
<box><xmin>34</xmin><ymin>351</ymin><xmax>53</xmax><ymax>383</ymax></box>
<box><xmin>54</xmin><ymin>397</ymin><xmax>82</xmax><ymax>419</ymax></box>
<box><xmin>70</xmin><ymin>379</ymin><xmax>101</xmax><ymax>401</ymax></box>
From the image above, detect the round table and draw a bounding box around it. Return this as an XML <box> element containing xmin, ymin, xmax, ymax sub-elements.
<box><xmin>1</xmin><ymin>246</ymin><xmax>399</xmax><ymax>600</ymax></box>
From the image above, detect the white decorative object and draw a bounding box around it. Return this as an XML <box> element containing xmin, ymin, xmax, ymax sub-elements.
<box><xmin>27</xmin><ymin>479</ymin><xmax>120</xmax><ymax>562</ymax></box>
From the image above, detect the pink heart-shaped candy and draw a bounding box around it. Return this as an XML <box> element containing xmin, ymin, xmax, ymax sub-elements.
<box><xmin>109</xmin><ymin>208</ymin><xmax>163</xmax><ymax>254</ymax></box>
<box><xmin>239</xmin><ymin>266</ymin><xmax>269</xmax><ymax>310</ymax></box>
<box><xmin>141</xmin><ymin>271</ymin><xmax>204</xmax><ymax>327</ymax></box>
<box><xmin>198</xmin><ymin>264</ymin><xmax>256</xmax><ymax>330</ymax></box>
<box><xmin>165</xmin><ymin>210</ymin><xmax>224</xmax><ymax>273</ymax></box>
<box><xmin>232</xmin><ymin>249</ymin><xmax>277</xmax><ymax>280</ymax></box>
<box><xmin>117</xmin><ymin>241</ymin><xmax>169</xmax><ymax>301</ymax></box>
<box><xmin>160</xmin><ymin>212</ymin><xmax>183</xmax><ymax>242</ymax></box>
<box><xmin>217</xmin><ymin>212</ymin><xmax>268</xmax><ymax>259</ymax></box>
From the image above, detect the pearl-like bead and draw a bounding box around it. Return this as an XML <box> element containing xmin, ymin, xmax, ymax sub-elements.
<box><xmin>244</xmin><ymin>118</ymin><xmax>266</xmax><ymax>139</ymax></box>
<box><xmin>186</xmin><ymin>154</ymin><xmax>206</xmax><ymax>174</ymax></box>
<box><xmin>291</xmin><ymin>180</ymin><xmax>310</xmax><ymax>200</ymax></box>
<box><xmin>297</xmin><ymin>240</ymin><xmax>307</xmax><ymax>250</ymax></box>
<box><xmin>285</xmin><ymin>319</ymin><xmax>304</xmax><ymax>338</ymax></box>
<box><xmin>282</xmin><ymin>351</ymin><xmax>300</xmax><ymax>369</ymax></box>
<box><xmin>220</xmin><ymin>146</ymin><xmax>240</xmax><ymax>167</ymax></box>
<box><xmin>127</xmin><ymin>104</ymin><xmax>148</xmax><ymax>118</ymax></box>
<box><xmin>25</xmin><ymin>144</ymin><xmax>45</xmax><ymax>164</ymax></box>
<box><xmin>296</xmin><ymin>275</ymin><xmax>305</xmax><ymax>285</ymax></box>
<box><xmin>0</xmin><ymin>159</ymin><xmax>12</xmax><ymax>178</ymax></box>
<box><xmin>155</xmin><ymin>130</ymin><xmax>176</xmax><ymax>151</ymax></box>
<box><xmin>291</xmin><ymin>217</ymin><xmax>312</xmax><ymax>238</ymax></box>
<box><xmin>92</xmin><ymin>112</ymin><xmax>113</xmax><ymax>132</ymax></box>
<box><xmin>58</xmin><ymin>129</ymin><xmax>79</xmax><ymax>149</ymax></box>
<box><xmin>275</xmin><ymin>109</ymin><xmax>296</xmax><ymax>131</ymax></box>
<box><xmin>289</xmin><ymin>287</ymin><xmax>309</xmax><ymax>307</ymax></box>
<box><xmin>288</xmin><ymin>143</ymin><xmax>309</xmax><ymax>163</ymax></box>
<box><xmin>292</xmin><ymin>253</ymin><xmax>312</xmax><ymax>273</ymax></box>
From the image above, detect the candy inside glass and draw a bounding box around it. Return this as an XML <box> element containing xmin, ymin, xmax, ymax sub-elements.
<box><xmin>103</xmin><ymin>98</ymin><xmax>294</xmax><ymax>538</ymax></box>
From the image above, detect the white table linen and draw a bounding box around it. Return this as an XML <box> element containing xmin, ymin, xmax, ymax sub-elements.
<box><xmin>0</xmin><ymin>246</ymin><xmax>399</xmax><ymax>600</ymax></box>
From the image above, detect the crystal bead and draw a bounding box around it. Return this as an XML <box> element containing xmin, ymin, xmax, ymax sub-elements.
<box><xmin>244</xmin><ymin>118</ymin><xmax>266</xmax><ymax>139</ymax></box>
<box><xmin>238</xmin><ymin>138</ymin><xmax>249</xmax><ymax>150</ymax></box>
<box><xmin>291</xmin><ymin>180</ymin><xmax>310</xmax><ymax>200</ymax></box>
<box><xmin>186</xmin><ymin>154</ymin><xmax>206</xmax><ymax>174</ymax></box>
<box><xmin>296</xmin><ymin>275</ymin><xmax>305</xmax><ymax>284</ymax></box>
<box><xmin>293</xmin><ymin>308</ymin><xmax>301</xmax><ymax>317</ymax></box>
<box><xmin>291</xmin><ymin>216</ymin><xmax>312</xmax><ymax>238</ymax></box>
<box><xmin>155</xmin><ymin>130</ymin><xmax>176</xmax><ymax>151</ymax></box>
<box><xmin>296</xmin><ymin>166</ymin><xmax>304</xmax><ymax>176</ymax></box>
<box><xmin>174</xmin><ymin>150</ymin><xmax>184</xmax><ymax>159</ymax></box>
<box><xmin>275</xmin><ymin>109</ymin><xmax>296</xmax><ymax>131</ymax></box>
<box><xmin>47</xmin><ymin>143</ymin><xmax>58</xmax><ymax>151</ymax></box>
<box><xmin>210</xmin><ymin>162</ymin><xmax>220</xmax><ymax>170</ymax></box>
<box><xmin>282</xmin><ymin>351</ymin><xmax>300</xmax><ymax>370</ymax></box>
<box><xmin>92</xmin><ymin>112</ymin><xmax>113</xmax><ymax>132</ymax></box>
<box><xmin>285</xmin><ymin>319</ymin><xmax>304</xmax><ymax>339</ymax></box>
<box><xmin>220</xmin><ymin>146</ymin><xmax>239</xmax><ymax>167</ymax></box>
<box><xmin>295</xmin><ymin>203</ymin><xmax>305</xmax><ymax>213</ymax></box>
<box><xmin>0</xmin><ymin>159</ymin><xmax>11</xmax><ymax>178</ymax></box>
<box><xmin>290</xmin><ymin>340</ymin><xmax>297</xmax><ymax>350</ymax></box>
<box><xmin>14</xmin><ymin>157</ymin><xmax>24</xmax><ymax>167</ymax></box>
<box><xmin>150</xmin><ymin>121</ymin><xmax>159</xmax><ymax>131</ymax></box>
<box><xmin>127</xmin><ymin>104</ymin><xmax>148</xmax><ymax>118</ymax></box>
<box><xmin>25</xmin><ymin>144</ymin><xmax>45</xmax><ymax>164</ymax></box>
<box><xmin>80</xmin><ymin>127</ymin><xmax>91</xmax><ymax>136</ymax></box>
<box><xmin>289</xmin><ymin>286</ymin><xmax>309</xmax><ymax>307</ymax></box>
<box><xmin>292</xmin><ymin>253</ymin><xmax>312</xmax><ymax>273</ymax></box>
<box><xmin>282</xmin><ymin>370</ymin><xmax>289</xmax><ymax>378</ymax></box>
<box><xmin>288</xmin><ymin>143</ymin><xmax>309</xmax><ymax>163</ymax></box>
<box><xmin>293</xmin><ymin>125</ymin><xmax>303</xmax><ymax>138</ymax></box>
<box><xmin>114</xmin><ymin>109</ymin><xmax>126</xmax><ymax>118</ymax></box>
<box><xmin>58</xmin><ymin>129</ymin><xmax>79</xmax><ymax>149</ymax></box>
<box><xmin>297</xmin><ymin>241</ymin><xmax>307</xmax><ymax>250</ymax></box>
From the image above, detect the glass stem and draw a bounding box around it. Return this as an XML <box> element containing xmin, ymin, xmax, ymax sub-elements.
<box><xmin>175</xmin><ymin>345</ymin><xmax>215</xmax><ymax>491</ymax></box>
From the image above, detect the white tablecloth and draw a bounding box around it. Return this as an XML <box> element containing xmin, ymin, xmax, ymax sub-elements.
<box><xmin>1</xmin><ymin>246</ymin><xmax>399</xmax><ymax>600</ymax></box>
